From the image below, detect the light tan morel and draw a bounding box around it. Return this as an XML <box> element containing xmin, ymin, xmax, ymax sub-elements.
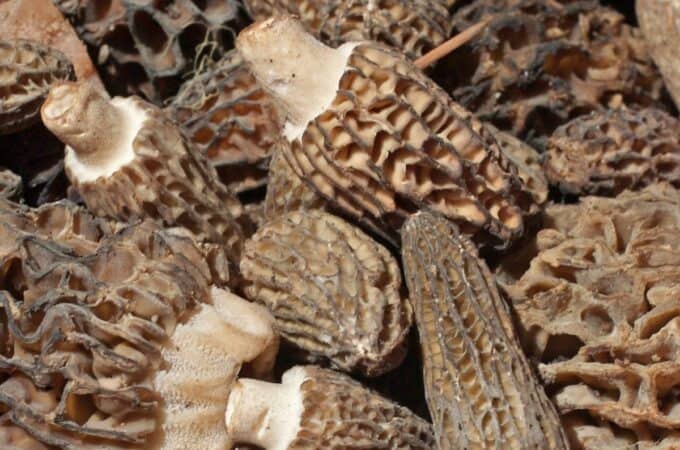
<box><xmin>225</xmin><ymin>365</ymin><xmax>435</xmax><ymax>449</ymax></box>
<box><xmin>41</xmin><ymin>81</ymin><xmax>244</xmax><ymax>287</ymax></box>
<box><xmin>504</xmin><ymin>183</ymin><xmax>680</xmax><ymax>449</ymax></box>
<box><xmin>402</xmin><ymin>211</ymin><xmax>568</xmax><ymax>449</ymax></box>
<box><xmin>0</xmin><ymin>39</ymin><xmax>74</xmax><ymax>135</ymax></box>
<box><xmin>240</xmin><ymin>209</ymin><xmax>411</xmax><ymax>377</ymax></box>
<box><xmin>545</xmin><ymin>107</ymin><xmax>680</xmax><ymax>196</ymax></box>
<box><xmin>237</xmin><ymin>16</ymin><xmax>537</xmax><ymax>249</ymax></box>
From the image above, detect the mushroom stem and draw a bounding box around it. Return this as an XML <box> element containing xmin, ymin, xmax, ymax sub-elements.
<box><xmin>41</xmin><ymin>81</ymin><xmax>125</xmax><ymax>164</ymax></box>
<box><xmin>236</xmin><ymin>16</ymin><xmax>356</xmax><ymax>140</ymax></box>
<box><xmin>225</xmin><ymin>372</ymin><xmax>304</xmax><ymax>450</ymax></box>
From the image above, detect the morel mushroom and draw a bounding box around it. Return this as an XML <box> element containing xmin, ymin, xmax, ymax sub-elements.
<box><xmin>401</xmin><ymin>211</ymin><xmax>568</xmax><ymax>449</ymax></box>
<box><xmin>225</xmin><ymin>365</ymin><xmax>435</xmax><ymax>449</ymax></box>
<box><xmin>504</xmin><ymin>183</ymin><xmax>680</xmax><ymax>449</ymax></box>
<box><xmin>240</xmin><ymin>209</ymin><xmax>411</xmax><ymax>376</ymax></box>
<box><xmin>237</xmin><ymin>16</ymin><xmax>537</xmax><ymax>249</ymax></box>
<box><xmin>436</xmin><ymin>0</ymin><xmax>667</xmax><ymax>146</ymax></box>
<box><xmin>53</xmin><ymin>0</ymin><xmax>249</xmax><ymax>103</ymax></box>
<box><xmin>637</xmin><ymin>0</ymin><xmax>680</xmax><ymax>110</ymax></box>
<box><xmin>41</xmin><ymin>81</ymin><xmax>244</xmax><ymax>285</ymax></box>
<box><xmin>0</xmin><ymin>214</ymin><xmax>278</xmax><ymax>449</ymax></box>
<box><xmin>0</xmin><ymin>39</ymin><xmax>74</xmax><ymax>135</ymax></box>
<box><xmin>167</xmin><ymin>50</ymin><xmax>282</xmax><ymax>195</ymax></box>
<box><xmin>545</xmin><ymin>107</ymin><xmax>680</xmax><ymax>196</ymax></box>
<box><xmin>263</xmin><ymin>143</ymin><xmax>326</xmax><ymax>220</ymax></box>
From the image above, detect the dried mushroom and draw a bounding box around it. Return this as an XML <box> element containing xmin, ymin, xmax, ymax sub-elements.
<box><xmin>241</xmin><ymin>209</ymin><xmax>411</xmax><ymax>376</ymax></box>
<box><xmin>503</xmin><ymin>183</ymin><xmax>680</xmax><ymax>449</ymax></box>
<box><xmin>637</xmin><ymin>0</ymin><xmax>680</xmax><ymax>110</ymax></box>
<box><xmin>41</xmin><ymin>81</ymin><xmax>244</xmax><ymax>286</ymax></box>
<box><xmin>263</xmin><ymin>144</ymin><xmax>326</xmax><ymax>220</ymax></box>
<box><xmin>436</xmin><ymin>0</ymin><xmax>667</xmax><ymax>146</ymax></box>
<box><xmin>53</xmin><ymin>0</ymin><xmax>249</xmax><ymax>103</ymax></box>
<box><xmin>225</xmin><ymin>365</ymin><xmax>435</xmax><ymax>449</ymax></box>
<box><xmin>243</xmin><ymin>0</ymin><xmax>451</xmax><ymax>60</ymax></box>
<box><xmin>167</xmin><ymin>50</ymin><xmax>281</xmax><ymax>195</ymax></box>
<box><xmin>0</xmin><ymin>169</ymin><xmax>22</xmax><ymax>202</ymax></box>
<box><xmin>402</xmin><ymin>211</ymin><xmax>568</xmax><ymax>449</ymax></box>
<box><xmin>545</xmin><ymin>107</ymin><xmax>680</xmax><ymax>196</ymax></box>
<box><xmin>237</xmin><ymin>16</ymin><xmax>537</xmax><ymax>249</ymax></box>
<box><xmin>0</xmin><ymin>214</ymin><xmax>278</xmax><ymax>449</ymax></box>
<box><xmin>0</xmin><ymin>39</ymin><xmax>75</xmax><ymax>135</ymax></box>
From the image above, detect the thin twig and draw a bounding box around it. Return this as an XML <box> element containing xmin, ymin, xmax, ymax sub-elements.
<box><xmin>414</xmin><ymin>18</ymin><xmax>492</xmax><ymax>69</ymax></box>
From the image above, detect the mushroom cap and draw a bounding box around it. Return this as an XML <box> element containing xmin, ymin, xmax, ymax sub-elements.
<box><xmin>504</xmin><ymin>183</ymin><xmax>680</xmax><ymax>448</ymax></box>
<box><xmin>402</xmin><ymin>211</ymin><xmax>568</xmax><ymax>449</ymax></box>
<box><xmin>167</xmin><ymin>50</ymin><xmax>282</xmax><ymax>195</ymax></box>
<box><xmin>238</xmin><ymin>17</ymin><xmax>537</xmax><ymax>248</ymax></box>
<box><xmin>42</xmin><ymin>82</ymin><xmax>245</xmax><ymax>287</ymax></box>
<box><xmin>544</xmin><ymin>107</ymin><xmax>680</xmax><ymax>196</ymax></box>
<box><xmin>241</xmin><ymin>209</ymin><xmax>411</xmax><ymax>376</ymax></box>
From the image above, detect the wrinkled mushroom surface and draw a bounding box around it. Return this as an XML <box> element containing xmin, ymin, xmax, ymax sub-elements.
<box><xmin>238</xmin><ymin>16</ymin><xmax>537</xmax><ymax>249</ymax></box>
<box><xmin>402</xmin><ymin>211</ymin><xmax>568</xmax><ymax>449</ymax></box>
<box><xmin>263</xmin><ymin>143</ymin><xmax>326</xmax><ymax>220</ymax></box>
<box><xmin>241</xmin><ymin>209</ymin><xmax>411</xmax><ymax>376</ymax></box>
<box><xmin>504</xmin><ymin>183</ymin><xmax>680</xmax><ymax>449</ymax></box>
<box><xmin>168</xmin><ymin>50</ymin><xmax>282</xmax><ymax>195</ymax></box>
<box><xmin>545</xmin><ymin>107</ymin><xmax>680</xmax><ymax>196</ymax></box>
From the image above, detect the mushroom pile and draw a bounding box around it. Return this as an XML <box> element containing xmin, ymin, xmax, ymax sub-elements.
<box><xmin>1</xmin><ymin>1</ymin><xmax>679</xmax><ymax>449</ymax></box>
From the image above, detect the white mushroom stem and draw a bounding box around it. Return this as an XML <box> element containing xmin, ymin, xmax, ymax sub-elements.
<box><xmin>225</xmin><ymin>367</ymin><xmax>307</xmax><ymax>450</ymax></box>
<box><xmin>151</xmin><ymin>288</ymin><xmax>279</xmax><ymax>450</ymax></box>
<box><xmin>209</xmin><ymin>287</ymin><xmax>279</xmax><ymax>377</ymax></box>
<box><xmin>41</xmin><ymin>81</ymin><xmax>147</xmax><ymax>182</ymax></box>
<box><xmin>236</xmin><ymin>16</ymin><xmax>357</xmax><ymax>141</ymax></box>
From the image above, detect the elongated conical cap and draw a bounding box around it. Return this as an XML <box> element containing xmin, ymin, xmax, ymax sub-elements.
<box><xmin>402</xmin><ymin>211</ymin><xmax>568</xmax><ymax>449</ymax></box>
<box><xmin>237</xmin><ymin>16</ymin><xmax>537</xmax><ymax>249</ymax></box>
